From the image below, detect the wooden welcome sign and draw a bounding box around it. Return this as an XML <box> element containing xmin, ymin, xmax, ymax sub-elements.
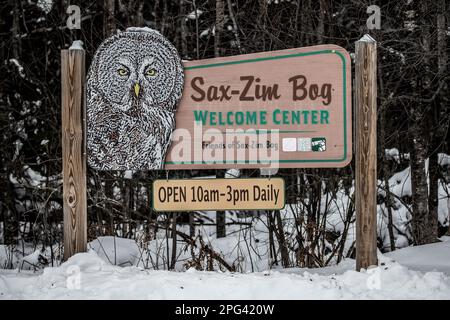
<box><xmin>85</xmin><ymin>29</ymin><xmax>352</xmax><ymax>171</ymax></box>
<box><xmin>63</xmin><ymin>32</ymin><xmax>376</xmax><ymax>271</ymax></box>
<box><xmin>165</xmin><ymin>44</ymin><xmax>352</xmax><ymax>169</ymax></box>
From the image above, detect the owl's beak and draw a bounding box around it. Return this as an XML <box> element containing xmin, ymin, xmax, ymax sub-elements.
<box><xmin>134</xmin><ymin>83</ymin><xmax>140</xmax><ymax>98</ymax></box>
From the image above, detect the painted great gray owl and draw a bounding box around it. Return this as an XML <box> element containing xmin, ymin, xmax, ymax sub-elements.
<box><xmin>87</xmin><ymin>27</ymin><xmax>184</xmax><ymax>170</ymax></box>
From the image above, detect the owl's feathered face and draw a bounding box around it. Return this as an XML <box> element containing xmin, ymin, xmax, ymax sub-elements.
<box><xmin>88</xmin><ymin>30</ymin><xmax>184</xmax><ymax>112</ymax></box>
<box><xmin>86</xmin><ymin>29</ymin><xmax>184</xmax><ymax>170</ymax></box>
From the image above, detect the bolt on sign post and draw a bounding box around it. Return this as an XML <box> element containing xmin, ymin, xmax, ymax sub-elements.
<box><xmin>355</xmin><ymin>34</ymin><xmax>378</xmax><ymax>271</ymax></box>
<box><xmin>61</xmin><ymin>42</ymin><xmax>87</xmax><ymax>261</ymax></box>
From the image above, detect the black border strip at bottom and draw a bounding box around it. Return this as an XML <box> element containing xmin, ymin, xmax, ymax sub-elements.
<box><xmin>0</xmin><ymin>300</ymin><xmax>444</xmax><ymax>319</ymax></box>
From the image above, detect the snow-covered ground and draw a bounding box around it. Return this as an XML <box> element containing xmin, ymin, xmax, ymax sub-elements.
<box><xmin>385</xmin><ymin>238</ymin><xmax>450</xmax><ymax>274</ymax></box>
<box><xmin>1</xmin><ymin>237</ymin><xmax>449</xmax><ymax>300</ymax></box>
<box><xmin>1</xmin><ymin>155</ymin><xmax>449</xmax><ymax>299</ymax></box>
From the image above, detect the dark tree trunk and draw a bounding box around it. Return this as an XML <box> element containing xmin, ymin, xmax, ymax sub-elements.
<box><xmin>274</xmin><ymin>210</ymin><xmax>290</xmax><ymax>268</ymax></box>
<box><xmin>214</xmin><ymin>0</ymin><xmax>225</xmax><ymax>58</ymax></box>
<box><xmin>180</xmin><ymin>0</ymin><xmax>188</xmax><ymax>58</ymax></box>
<box><xmin>135</xmin><ymin>0</ymin><xmax>144</xmax><ymax>27</ymax></box>
<box><xmin>410</xmin><ymin>1</ymin><xmax>438</xmax><ymax>245</ymax></box>
<box><xmin>103</xmin><ymin>0</ymin><xmax>116</xmax><ymax>37</ymax></box>
<box><xmin>170</xmin><ymin>212</ymin><xmax>177</xmax><ymax>270</ymax></box>
<box><xmin>378</xmin><ymin>50</ymin><xmax>396</xmax><ymax>251</ymax></box>
<box><xmin>410</xmin><ymin>129</ymin><xmax>433</xmax><ymax>244</ymax></box>
<box><xmin>428</xmin><ymin>141</ymin><xmax>439</xmax><ymax>238</ymax></box>
<box><xmin>4</xmin><ymin>181</ymin><xmax>19</xmax><ymax>245</ymax></box>
<box><xmin>214</xmin><ymin>0</ymin><xmax>226</xmax><ymax>241</ymax></box>
<box><xmin>11</xmin><ymin>0</ymin><xmax>21</xmax><ymax>59</ymax></box>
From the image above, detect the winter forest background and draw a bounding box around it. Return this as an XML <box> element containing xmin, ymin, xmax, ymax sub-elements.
<box><xmin>0</xmin><ymin>0</ymin><xmax>449</xmax><ymax>272</ymax></box>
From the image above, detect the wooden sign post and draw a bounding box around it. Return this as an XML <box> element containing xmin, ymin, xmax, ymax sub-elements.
<box><xmin>355</xmin><ymin>35</ymin><xmax>378</xmax><ymax>271</ymax></box>
<box><xmin>61</xmin><ymin>43</ymin><xmax>87</xmax><ymax>261</ymax></box>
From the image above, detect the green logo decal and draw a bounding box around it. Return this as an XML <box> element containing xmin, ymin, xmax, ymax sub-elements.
<box><xmin>312</xmin><ymin>138</ymin><xmax>326</xmax><ymax>152</ymax></box>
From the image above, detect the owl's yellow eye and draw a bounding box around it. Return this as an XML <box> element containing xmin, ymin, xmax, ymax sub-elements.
<box><xmin>146</xmin><ymin>68</ymin><xmax>157</xmax><ymax>77</ymax></box>
<box><xmin>118</xmin><ymin>68</ymin><xmax>128</xmax><ymax>76</ymax></box>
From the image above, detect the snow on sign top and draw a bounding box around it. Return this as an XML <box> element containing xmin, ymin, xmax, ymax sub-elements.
<box><xmin>358</xmin><ymin>34</ymin><xmax>376</xmax><ymax>42</ymax></box>
<box><xmin>125</xmin><ymin>27</ymin><xmax>162</xmax><ymax>36</ymax></box>
<box><xmin>69</xmin><ymin>40</ymin><xmax>84</xmax><ymax>50</ymax></box>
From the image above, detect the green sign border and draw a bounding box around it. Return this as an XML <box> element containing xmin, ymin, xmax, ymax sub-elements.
<box><xmin>166</xmin><ymin>49</ymin><xmax>348</xmax><ymax>165</ymax></box>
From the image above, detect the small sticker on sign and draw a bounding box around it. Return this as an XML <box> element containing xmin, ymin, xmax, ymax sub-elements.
<box><xmin>312</xmin><ymin>138</ymin><xmax>326</xmax><ymax>152</ymax></box>
<box><xmin>298</xmin><ymin>138</ymin><xmax>312</xmax><ymax>152</ymax></box>
<box><xmin>282</xmin><ymin>138</ymin><xmax>297</xmax><ymax>152</ymax></box>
